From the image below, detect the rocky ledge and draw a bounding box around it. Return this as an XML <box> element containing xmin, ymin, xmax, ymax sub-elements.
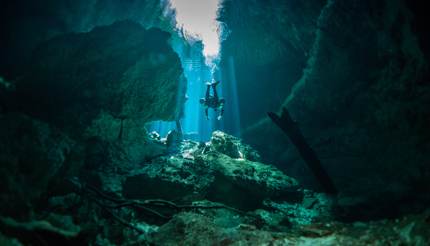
<box><xmin>122</xmin><ymin>131</ymin><xmax>300</xmax><ymax>211</ymax></box>
<box><xmin>0</xmin><ymin>130</ymin><xmax>429</xmax><ymax>245</ymax></box>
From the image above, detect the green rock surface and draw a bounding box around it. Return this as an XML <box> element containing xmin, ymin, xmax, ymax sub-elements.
<box><xmin>123</xmin><ymin>131</ymin><xmax>300</xmax><ymax>210</ymax></box>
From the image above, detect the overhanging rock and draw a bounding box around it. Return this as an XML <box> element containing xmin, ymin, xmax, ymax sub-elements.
<box><xmin>12</xmin><ymin>21</ymin><xmax>184</xmax><ymax>137</ymax></box>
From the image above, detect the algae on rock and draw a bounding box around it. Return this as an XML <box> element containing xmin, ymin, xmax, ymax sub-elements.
<box><xmin>122</xmin><ymin>131</ymin><xmax>300</xmax><ymax>210</ymax></box>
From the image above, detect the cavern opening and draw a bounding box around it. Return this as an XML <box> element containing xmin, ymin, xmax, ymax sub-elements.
<box><xmin>0</xmin><ymin>0</ymin><xmax>429</xmax><ymax>245</ymax></box>
<box><xmin>149</xmin><ymin>0</ymin><xmax>227</xmax><ymax>141</ymax></box>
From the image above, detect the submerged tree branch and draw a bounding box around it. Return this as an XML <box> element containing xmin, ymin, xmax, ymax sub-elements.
<box><xmin>66</xmin><ymin>178</ymin><xmax>255</xmax><ymax>234</ymax></box>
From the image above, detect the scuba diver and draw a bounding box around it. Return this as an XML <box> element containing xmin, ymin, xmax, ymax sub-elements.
<box><xmin>200</xmin><ymin>81</ymin><xmax>225</xmax><ymax>120</ymax></box>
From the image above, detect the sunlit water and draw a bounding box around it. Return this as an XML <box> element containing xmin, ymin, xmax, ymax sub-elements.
<box><xmin>169</xmin><ymin>0</ymin><xmax>221</xmax><ymax>57</ymax></box>
<box><xmin>149</xmin><ymin>0</ymin><xmax>237</xmax><ymax>142</ymax></box>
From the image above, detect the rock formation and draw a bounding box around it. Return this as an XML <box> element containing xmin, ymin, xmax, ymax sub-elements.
<box><xmin>219</xmin><ymin>0</ymin><xmax>430</xmax><ymax>220</ymax></box>
<box><xmin>0</xmin><ymin>20</ymin><xmax>185</xmax><ymax>222</ymax></box>
<box><xmin>123</xmin><ymin>131</ymin><xmax>300</xmax><ymax>210</ymax></box>
<box><xmin>1</xmin><ymin>0</ymin><xmax>430</xmax><ymax>244</ymax></box>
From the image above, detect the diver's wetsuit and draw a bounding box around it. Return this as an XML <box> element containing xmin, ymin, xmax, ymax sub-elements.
<box><xmin>200</xmin><ymin>81</ymin><xmax>225</xmax><ymax>120</ymax></box>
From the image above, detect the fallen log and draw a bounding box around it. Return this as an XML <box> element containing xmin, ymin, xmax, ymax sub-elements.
<box><xmin>268</xmin><ymin>107</ymin><xmax>337</xmax><ymax>194</ymax></box>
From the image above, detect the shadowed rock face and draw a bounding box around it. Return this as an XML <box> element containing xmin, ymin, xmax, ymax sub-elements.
<box><xmin>0</xmin><ymin>0</ymin><xmax>172</xmax><ymax>79</ymax></box>
<box><xmin>218</xmin><ymin>0</ymin><xmax>326</xmax><ymax>131</ymax></box>
<box><xmin>149</xmin><ymin>211</ymin><xmax>430</xmax><ymax>246</ymax></box>
<box><xmin>0</xmin><ymin>113</ymin><xmax>74</xmax><ymax>219</ymax></box>
<box><xmin>11</xmin><ymin>21</ymin><xmax>183</xmax><ymax>137</ymax></box>
<box><xmin>221</xmin><ymin>0</ymin><xmax>430</xmax><ymax>218</ymax></box>
<box><xmin>0</xmin><ymin>20</ymin><xmax>185</xmax><ymax>222</ymax></box>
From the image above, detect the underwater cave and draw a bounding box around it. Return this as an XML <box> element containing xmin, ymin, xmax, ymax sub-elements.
<box><xmin>1</xmin><ymin>0</ymin><xmax>430</xmax><ymax>245</ymax></box>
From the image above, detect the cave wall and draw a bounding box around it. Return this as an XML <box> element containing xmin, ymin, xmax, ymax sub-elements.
<box><xmin>220</xmin><ymin>0</ymin><xmax>430</xmax><ymax>206</ymax></box>
<box><xmin>218</xmin><ymin>0</ymin><xmax>326</xmax><ymax>133</ymax></box>
<box><xmin>0</xmin><ymin>1</ymin><xmax>186</xmax><ymax>217</ymax></box>
<box><xmin>0</xmin><ymin>0</ymin><xmax>186</xmax><ymax>145</ymax></box>
<box><xmin>12</xmin><ymin>21</ymin><xmax>183</xmax><ymax>135</ymax></box>
<box><xmin>0</xmin><ymin>0</ymin><xmax>173</xmax><ymax>79</ymax></box>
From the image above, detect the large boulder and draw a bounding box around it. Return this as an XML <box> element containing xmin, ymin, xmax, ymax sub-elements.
<box><xmin>204</xmin><ymin>152</ymin><xmax>299</xmax><ymax>210</ymax></box>
<box><xmin>122</xmin><ymin>132</ymin><xmax>300</xmax><ymax>210</ymax></box>
<box><xmin>123</xmin><ymin>155</ymin><xmax>213</xmax><ymax>202</ymax></box>
<box><xmin>149</xmin><ymin>212</ymin><xmax>278</xmax><ymax>245</ymax></box>
<box><xmin>210</xmin><ymin>131</ymin><xmax>260</xmax><ymax>161</ymax></box>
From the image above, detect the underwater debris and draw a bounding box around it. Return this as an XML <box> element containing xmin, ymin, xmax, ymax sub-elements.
<box><xmin>268</xmin><ymin>107</ymin><xmax>337</xmax><ymax>194</ymax></box>
<box><xmin>72</xmin><ymin>178</ymin><xmax>252</xmax><ymax>221</ymax></box>
<box><xmin>165</xmin><ymin>129</ymin><xmax>183</xmax><ymax>153</ymax></box>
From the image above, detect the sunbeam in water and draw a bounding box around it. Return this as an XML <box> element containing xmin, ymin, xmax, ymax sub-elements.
<box><xmin>149</xmin><ymin>0</ymin><xmax>229</xmax><ymax>141</ymax></box>
<box><xmin>169</xmin><ymin>0</ymin><xmax>221</xmax><ymax>58</ymax></box>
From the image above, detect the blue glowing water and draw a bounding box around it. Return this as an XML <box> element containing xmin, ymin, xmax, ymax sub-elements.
<box><xmin>148</xmin><ymin>38</ymin><xmax>227</xmax><ymax>142</ymax></box>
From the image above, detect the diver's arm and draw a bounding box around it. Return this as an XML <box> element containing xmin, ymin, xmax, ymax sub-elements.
<box><xmin>205</xmin><ymin>107</ymin><xmax>209</xmax><ymax>120</ymax></box>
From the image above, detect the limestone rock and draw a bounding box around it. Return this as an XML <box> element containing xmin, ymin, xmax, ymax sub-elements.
<box><xmin>0</xmin><ymin>113</ymin><xmax>74</xmax><ymax>218</ymax></box>
<box><xmin>122</xmin><ymin>131</ymin><xmax>299</xmax><ymax>210</ymax></box>
<box><xmin>12</xmin><ymin>21</ymin><xmax>184</xmax><ymax>137</ymax></box>
<box><xmin>123</xmin><ymin>156</ymin><xmax>212</xmax><ymax>202</ymax></box>
<box><xmin>3</xmin><ymin>21</ymin><xmax>185</xmax><ymax>195</ymax></box>
<box><xmin>237</xmin><ymin>0</ymin><xmax>430</xmax><ymax>217</ymax></box>
<box><xmin>149</xmin><ymin>210</ymin><xmax>430</xmax><ymax>246</ymax></box>
<box><xmin>149</xmin><ymin>212</ymin><xmax>279</xmax><ymax>246</ymax></box>
<box><xmin>210</xmin><ymin>131</ymin><xmax>261</xmax><ymax>161</ymax></box>
<box><xmin>83</xmin><ymin>112</ymin><xmax>167</xmax><ymax>169</ymax></box>
<box><xmin>204</xmin><ymin>151</ymin><xmax>299</xmax><ymax>210</ymax></box>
